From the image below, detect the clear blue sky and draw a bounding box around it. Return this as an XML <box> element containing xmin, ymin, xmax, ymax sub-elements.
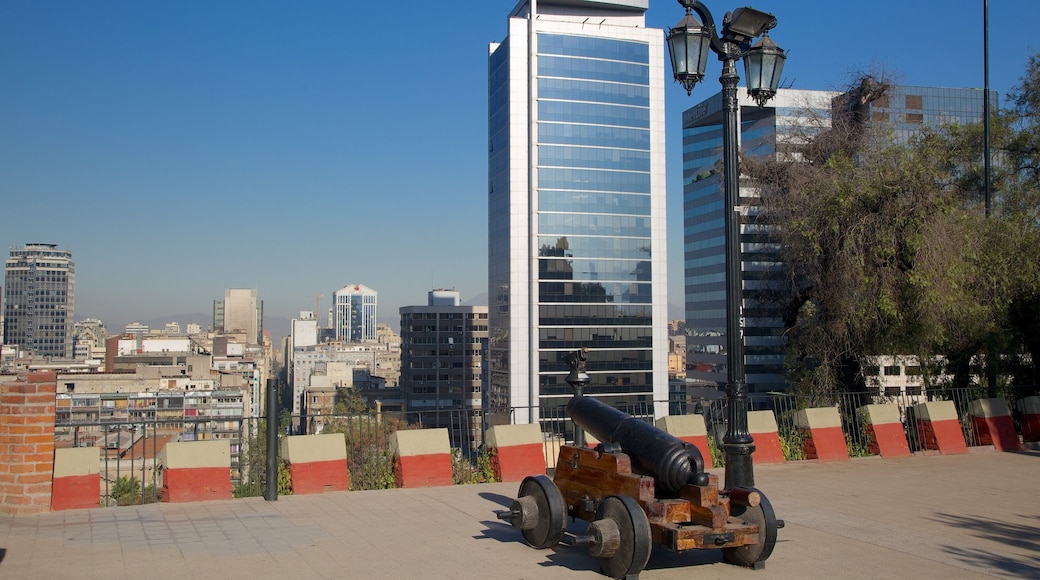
<box><xmin>2</xmin><ymin>0</ymin><xmax>1038</xmax><ymax>331</ymax></box>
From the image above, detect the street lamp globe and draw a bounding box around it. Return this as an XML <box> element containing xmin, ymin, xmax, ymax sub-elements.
<box><xmin>667</xmin><ymin>8</ymin><xmax>711</xmax><ymax>95</ymax></box>
<box><xmin>744</xmin><ymin>33</ymin><xmax>786</xmax><ymax>107</ymax></box>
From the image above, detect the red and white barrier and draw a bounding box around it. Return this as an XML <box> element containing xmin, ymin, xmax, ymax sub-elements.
<box><xmin>51</xmin><ymin>447</ymin><xmax>100</xmax><ymax>510</ymax></box>
<box><xmin>794</xmin><ymin>407</ymin><xmax>849</xmax><ymax>461</ymax></box>
<box><xmin>913</xmin><ymin>401</ymin><xmax>967</xmax><ymax>455</ymax></box>
<box><xmin>159</xmin><ymin>440</ymin><xmax>232</xmax><ymax>502</ymax></box>
<box><xmin>485</xmin><ymin>424</ymin><xmax>546</xmax><ymax>482</ymax></box>
<box><xmin>656</xmin><ymin>414</ymin><xmax>714</xmax><ymax>469</ymax></box>
<box><xmin>748</xmin><ymin>410</ymin><xmax>785</xmax><ymax>464</ymax></box>
<box><xmin>1022</xmin><ymin>396</ymin><xmax>1040</xmax><ymax>443</ymax></box>
<box><xmin>281</xmin><ymin>433</ymin><xmax>350</xmax><ymax>494</ymax></box>
<box><xmin>391</xmin><ymin>428</ymin><xmax>453</xmax><ymax>488</ymax></box>
<box><xmin>859</xmin><ymin>404</ymin><xmax>911</xmax><ymax>458</ymax></box>
<box><xmin>968</xmin><ymin>398</ymin><xmax>1021</xmax><ymax>452</ymax></box>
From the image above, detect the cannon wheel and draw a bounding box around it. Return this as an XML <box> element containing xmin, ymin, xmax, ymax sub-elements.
<box><xmin>722</xmin><ymin>488</ymin><xmax>778</xmax><ymax>568</ymax></box>
<box><xmin>516</xmin><ymin>475</ymin><xmax>566</xmax><ymax>549</ymax></box>
<box><xmin>592</xmin><ymin>495</ymin><xmax>652</xmax><ymax>579</ymax></box>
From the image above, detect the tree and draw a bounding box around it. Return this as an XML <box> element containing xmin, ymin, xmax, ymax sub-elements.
<box><xmin>745</xmin><ymin>55</ymin><xmax>1040</xmax><ymax>396</ymax></box>
<box><xmin>1000</xmin><ymin>52</ymin><xmax>1040</xmax><ymax>388</ymax></box>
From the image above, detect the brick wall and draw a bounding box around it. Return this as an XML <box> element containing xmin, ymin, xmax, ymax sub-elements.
<box><xmin>0</xmin><ymin>371</ymin><xmax>57</xmax><ymax>514</ymax></box>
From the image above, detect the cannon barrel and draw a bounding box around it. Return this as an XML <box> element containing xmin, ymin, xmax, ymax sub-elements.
<box><xmin>567</xmin><ymin>395</ymin><xmax>707</xmax><ymax>494</ymax></box>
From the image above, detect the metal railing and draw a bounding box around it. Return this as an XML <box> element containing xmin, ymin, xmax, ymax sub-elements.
<box><xmin>695</xmin><ymin>385</ymin><xmax>1038</xmax><ymax>460</ymax></box>
<box><xmin>54</xmin><ymin>384</ymin><xmax>1036</xmax><ymax>506</ymax></box>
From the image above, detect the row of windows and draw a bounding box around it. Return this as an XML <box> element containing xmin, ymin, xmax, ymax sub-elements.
<box><xmin>539</xmin><ymin>304</ymin><xmax>653</xmax><ymax>327</ymax></box>
<box><xmin>401</xmin><ymin>312</ymin><xmax>487</xmax><ymax>320</ymax></box>
<box><xmin>401</xmin><ymin>332</ymin><xmax>486</xmax><ymax>341</ymax></box>
<box><xmin>539</xmin><ymin>281</ymin><xmax>652</xmax><ymax>304</ymax></box>
<box><xmin>539</xmin><ymin>257</ymin><xmax>650</xmax><ymax>282</ymax></box>
<box><xmin>537</xmin><ymin>34</ymin><xmax>649</xmax><ymax>64</ymax></box>
<box><xmin>539</xmin><ymin>122</ymin><xmax>649</xmax><ymax>150</ymax></box>
<box><xmin>539</xmin><ymin>145</ymin><xmax>650</xmax><ymax>172</ymax></box>
<box><xmin>537</xmin><ymin>77</ymin><xmax>649</xmax><ymax>107</ymax></box>
<box><xmin>539</xmin><ymin>213</ymin><xmax>651</xmax><ymax>238</ymax></box>
<box><xmin>538</xmin><ymin>55</ymin><xmax>648</xmax><ymax>85</ymax></box>
<box><xmin>685</xmin><ymin>235</ymin><xmax>723</xmax><ymax>253</ymax></box>
<box><xmin>539</xmin><ymin>100</ymin><xmax>649</xmax><ymax>129</ymax></box>
<box><xmin>538</xmin><ymin>235</ymin><xmax>651</xmax><ymax>260</ymax></box>
<box><xmin>538</xmin><ymin>167</ymin><xmax>650</xmax><ymax>194</ymax></box>
<box><xmin>539</xmin><ymin>190</ymin><xmax>650</xmax><ymax>216</ymax></box>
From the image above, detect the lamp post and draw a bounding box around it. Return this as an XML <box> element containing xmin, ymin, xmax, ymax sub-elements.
<box><xmin>667</xmin><ymin>0</ymin><xmax>786</xmax><ymax>491</ymax></box>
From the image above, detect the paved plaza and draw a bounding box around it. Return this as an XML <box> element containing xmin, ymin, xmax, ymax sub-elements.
<box><xmin>0</xmin><ymin>449</ymin><xmax>1037</xmax><ymax>579</ymax></box>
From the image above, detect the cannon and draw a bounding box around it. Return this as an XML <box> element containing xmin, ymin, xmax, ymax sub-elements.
<box><xmin>498</xmin><ymin>349</ymin><xmax>781</xmax><ymax>579</ymax></box>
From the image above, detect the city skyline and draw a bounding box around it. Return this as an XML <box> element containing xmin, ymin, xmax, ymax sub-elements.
<box><xmin>3</xmin><ymin>0</ymin><xmax>1038</xmax><ymax>328</ymax></box>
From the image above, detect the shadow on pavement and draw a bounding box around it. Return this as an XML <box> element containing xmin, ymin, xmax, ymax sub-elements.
<box><xmin>931</xmin><ymin>512</ymin><xmax>1040</xmax><ymax>578</ymax></box>
<box><xmin>478</xmin><ymin>491</ymin><xmax>514</xmax><ymax>508</ymax></box>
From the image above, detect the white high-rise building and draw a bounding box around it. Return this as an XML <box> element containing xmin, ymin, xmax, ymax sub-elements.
<box><xmin>333</xmin><ymin>284</ymin><xmax>377</xmax><ymax>342</ymax></box>
<box><xmin>487</xmin><ymin>0</ymin><xmax>669</xmax><ymax>426</ymax></box>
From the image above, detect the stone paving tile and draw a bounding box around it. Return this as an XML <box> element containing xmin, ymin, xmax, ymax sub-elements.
<box><xmin>1</xmin><ymin>451</ymin><xmax>1038</xmax><ymax>579</ymax></box>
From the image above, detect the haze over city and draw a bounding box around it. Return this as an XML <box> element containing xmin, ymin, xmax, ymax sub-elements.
<box><xmin>3</xmin><ymin>0</ymin><xmax>1038</xmax><ymax>332</ymax></box>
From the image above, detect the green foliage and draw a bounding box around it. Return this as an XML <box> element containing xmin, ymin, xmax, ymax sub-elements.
<box><xmin>707</xmin><ymin>435</ymin><xmax>725</xmax><ymax>468</ymax></box>
<box><xmin>845</xmin><ymin>432</ymin><xmax>872</xmax><ymax>458</ymax></box>
<box><xmin>453</xmin><ymin>446</ymin><xmax>497</xmax><ymax>485</ymax></box>
<box><xmin>332</xmin><ymin>386</ymin><xmax>370</xmax><ymax>415</ymax></box>
<box><xmin>744</xmin><ymin>56</ymin><xmax>1040</xmax><ymax>396</ymax></box>
<box><xmin>110</xmin><ymin>476</ymin><xmax>160</xmax><ymax>506</ymax></box>
<box><xmin>234</xmin><ymin>459</ymin><xmax>293</xmax><ymax>498</ymax></box>
<box><xmin>323</xmin><ymin>414</ymin><xmax>406</xmax><ymax>490</ymax></box>
<box><xmin>779</xmin><ymin>428</ymin><xmax>807</xmax><ymax>462</ymax></box>
<box><xmin>277</xmin><ymin>460</ymin><xmax>293</xmax><ymax>495</ymax></box>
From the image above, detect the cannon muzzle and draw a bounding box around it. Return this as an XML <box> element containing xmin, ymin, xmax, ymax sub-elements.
<box><xmin>567</xmin><ymin>394</ymin><xmax>708</xmax><ymax>494</ymax></box>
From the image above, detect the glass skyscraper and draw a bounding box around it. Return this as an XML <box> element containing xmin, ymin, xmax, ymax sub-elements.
<box><xmin>487</xmin><ymin>0</ymin><xmax>668</xmax><ymax>426</ymax></box>
<box><xmin>682</xmin><ymin>85</ymin><xmax>995</xmax><ymax>393</ymax></box>
<box><xmin>3</xmin><ymin>243</ymin><xmax>75</xmax><ymax>359</ymax></box>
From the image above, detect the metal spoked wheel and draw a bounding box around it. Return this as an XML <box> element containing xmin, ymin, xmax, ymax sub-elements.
<box><xmin>510</xmin><ymin>475</ymin><xmax>566</xmax><ymax>549</ymax></box>
<box><xmin>722</xmin><ymin>488</ymin><xmax>778</xmax><ymax>568</ymax></box>
<box><xmin>588</xmin><ymin>495</ymin><xmax>652</xmax><ymax>579</ymax></box>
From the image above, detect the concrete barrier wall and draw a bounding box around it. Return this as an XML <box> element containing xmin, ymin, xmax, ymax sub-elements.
<box><xmin>159</xmin><ymin>440</ymin><xmax>232</xmax><ymax>502</ymax></box>
<box><xmin>391</xmin><ymin>428</ymin><xmax>452</xmax><ymax>488</ymax></box>
<box><xmin>748</xmin><ymin>410</ymin><xmax>785</xmax><ymax>464</ymax></box>
<box><xmin>1022</xmin><ymin>396</ymin><xmax>1040</xmax><ymax>443</ymax></box>
<box><xmin>860</xmin><ymin>404</ymin><xmax>911</xmax><ymax>458</ymax></box>
<box><xmin>52</xmin><ymin>447</ymin><xmax>100</xmax><ymax>510</ymax></box>
<box><xmin>281</xmin><ymin>433</ymin><xmax>350</xmax><ymax>494</ymax></box>
<box><xmin>794</xmin><ymin>407</ymin><xmax>849</xmax><ymax>461</ymax></box>
<box><xmin>485</xmin><ymin>424</ymin><xmax>546</xmax><ymax>482</ymax></box>
<box><xmin>914</xmin><ymin>401</ymin><xmax>967</xmax><ymax>455</ymax></box>
<box><xmin>656</xmin><ymin>415</ymin><xmax>713</xmax><ymax>469</ymax></box>
<box><xmin>968</xmin><ymin>398</ymin><xmax>1021</xmax><ymax>452</ymax></box>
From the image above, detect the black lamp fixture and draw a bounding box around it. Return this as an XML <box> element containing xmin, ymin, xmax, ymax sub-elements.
<box><xmin>666</xmin><ymin>5</ymin><xmax>711</xmax><ymax>95</ymax></box>
<box><xmin>668</xmin><ymin>1</ymin><xmax>786</xmax><ymax>106</ymax></box>
<box><xmin>666</xmin><ymin>0</ymin><xmax>786</xmax><ymax>492</ymax></box>
<box><xmin>744</xmin><ymin>33</ymin><xmax>786</xmax><ymax>106</ymax></box>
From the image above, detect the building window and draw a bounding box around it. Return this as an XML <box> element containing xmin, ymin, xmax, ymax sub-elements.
<box><xmin>883</xmin><ymin>366</ymin><xmax>901</xmax><ymax>376</ymax></box>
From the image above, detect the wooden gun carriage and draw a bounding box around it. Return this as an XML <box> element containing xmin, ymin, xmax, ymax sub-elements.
<box><xmin>498</xmin><ymin>349</ymin><xmax>780</xmax><ymax>579</ymax></box>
